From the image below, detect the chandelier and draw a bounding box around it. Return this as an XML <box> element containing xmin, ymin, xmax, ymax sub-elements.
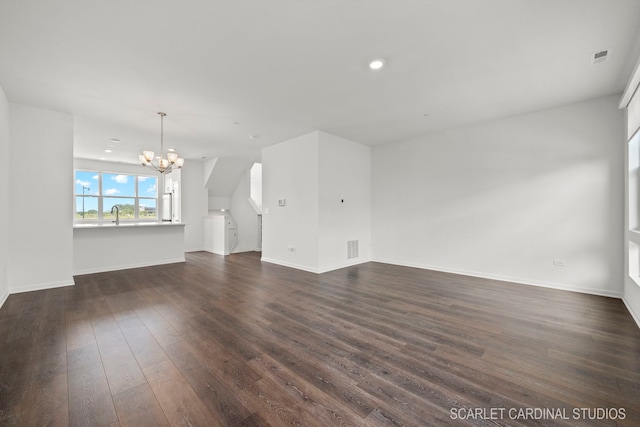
<box><xmin>139</xmin><ymin>112</ymin><xmax>184</xmax><ymax>174</ymax></box>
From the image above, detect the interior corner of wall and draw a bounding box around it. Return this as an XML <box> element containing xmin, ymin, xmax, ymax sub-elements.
<box><xmin>623</xmin><ymin>296</ymin><xmax>640</xmax><ymax>329</ymax></box>
<box><xmin>0</xmin><ymin>288</ymin><xmax>9</xmax><ymax>310</ymax></box>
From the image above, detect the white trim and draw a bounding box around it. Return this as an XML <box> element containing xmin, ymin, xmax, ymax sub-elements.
<box><xmin>9</xmin><ymin>279</ymin><xmax>75</xmax><ymax>294</ymax></box>
<box><xmin>0</xmin><ymin>289</ymin><xmax>8</xmax><ymax>310</ymax></box>
<box><xmin>372</xmin><ymin>258</ymin><xmax>623</xmax><ymax>299</ymax></box>
<box><xmin>260</xmin><ymin>256</ymin><xmax>371</xmax><ymax>274</ymax></box>
<box><xmin>185</xmin><ymin>247</ymin><xmax>205</xmax><ymax>253</ymax></box>
<box><xmin>318</xmin><ymin>258</ymin><xmax>372</xmax><ymax>274</ymax></box>
<box><xmin>260</xmin><ymin>257</ymin><xmax>320</xmax><ymax>274</ymax></box>
<box><xmin>204</xmin><ymin>248</ymin><xmax>227</xmax><ymax>256</ymax></box>
<box><xmin>73</xmin><ymin>257</ymin><xmax>185</xmax><ymax>276</ymax></box>
<box><xmin>623</xmin><ymin>296</ymin><xmax>640</xmax><ymax>329</ymax></box>
<box><xmin>231</xmin><ymin>249</ymin><xmax>258</xmax><ymax>255</ymax></box>
<box><xmin>619</xmin><ymin>55</ymin><xmax>640</xmax><ymax>109</ymax></box>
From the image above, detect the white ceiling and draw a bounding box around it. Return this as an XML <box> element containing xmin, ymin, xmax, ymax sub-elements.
<box><xmin>1</xmin><ymin>0</ymin><xmax>639</xmax><ymax>164</ymax></box>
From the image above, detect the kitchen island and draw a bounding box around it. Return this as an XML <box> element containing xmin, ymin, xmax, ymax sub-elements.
<box><xmin>73</xmin><ymin>222</ymin><xmax>185</xmax><ymax>275</ymax></box>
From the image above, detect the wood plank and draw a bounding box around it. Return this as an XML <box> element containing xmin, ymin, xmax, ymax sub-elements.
<box><xmin>142</xmin><ymin>359</ymin><xmax>220</xmax><ymax>426</ymax></box>
<box><xmin>19</xmin><ymin>372</ymin><xmax>69</xmax><ymax>427</ymax></box>
<box><xmin>112</xmin><ymin>383</ymin><xmax>170</xmax><ymax>427</ymax></box>
<box><xmin>68</xmin><ymin>362</ymin><xmax>119</xmax><ymax>427</ymax></box>
<box><xmin>102</xmin><ymin>356</ymin><xmax>147</xmax><ymax>396</ymax></box>
<box><xmin>118</xmin><ymin>317</ymin><xmax>169</xmax><ymax>369</ymax></box>
<box><xmin>65</xmin><ymin>309</ymin><xmax>97</xmax><ymax>351</ymax></box>
<box><xmin>1</xmin><ymin>251</ymin><xmax>639</xmax><ymax>426</ymax></box>
<box><xmin>247</xmin><ymin>353</ymin><xmax>366</xmax><ymax>426</ymax></box>
<box><xmin>163</xmin><ymin>341</ymin><xmax>255</xmax><ymax>425</ymax></box>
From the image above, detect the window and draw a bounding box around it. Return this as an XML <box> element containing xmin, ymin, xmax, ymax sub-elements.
<box><xmin>74</xmin><ymin>171</ymin><xmax>158</xmax><ymax>221</ymax></box>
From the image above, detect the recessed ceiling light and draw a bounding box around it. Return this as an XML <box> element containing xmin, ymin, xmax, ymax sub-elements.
<box><xmin>249</xmin><ymin>135</ymin><xmax>260</xmax><ymax>140</ymax></box>
<box><xmin>167</xmin><ymin>148</ymin><xmax>176</xmax><ymax>152</ymax></box>
<box><xmin>110</xmin><ymin>138</ymin><xmax>121</xmax><ymax>143</ymax></box>
<box><xmin>99</xmin><ymin>157</ymin><xmax>106</xmax><ymax>160</ymax></box>
<box><xmin>104</xmin><ymin>149</ymin><xmax>112</xmax><ymax>153</ymax></box>
<box><xmin>369</xmin><ymin>58</ymin><xmax>385</xmax><ymax>70</ymax></box>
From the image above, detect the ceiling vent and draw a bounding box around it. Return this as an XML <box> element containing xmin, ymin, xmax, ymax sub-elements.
<box><xmin>590</xmin><ymin>49</ymin><xmax>611</xmax><ymax>65</ymax></box>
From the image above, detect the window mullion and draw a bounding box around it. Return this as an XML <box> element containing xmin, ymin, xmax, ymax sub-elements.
<box><xmin>98</xmin><ymin>173</ymin><xmax>103</xmax><ymax>220</ymax></box>
<box><xmin>135</xmin><ymin>175</ymin><xmax>139</xmax><ymax>220</ymax></box>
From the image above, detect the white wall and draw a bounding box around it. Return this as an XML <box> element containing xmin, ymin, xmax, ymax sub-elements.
<box><xmin>318</xmin><ymin>132</ymin><xmax>371</xmax><ymax>271</ymax></box>
<box><xmin>372</xmin><ymin>95</ymin><xmax>624</xmax><ymax>297</ymax></box>
<box><xmin>208</xmin><ymin>196</ymin><xmax>230</xmax><ymax>210</ymax></box>
<box><xmin>75</xmin><ymin>158</ymin><xmax>157</xmax><ymax>180</ymax></box>
<box><xmin>9</xmin><ymin>104</ymin><xmax>74</xmax><ymax>293</ymax></box>
<box><xmin>230</xmin><ymin>168</ymin><xmax>259</xmax><ymax>252</ymax></box>
<box><xmin>262</xmin><ymin>131</ymin><xmax>372</xmax><ymax>273</ymax></box>
<box><xmin>262</xmin><ymin>132</ymin><xmax>320</xmax><ymax>272</ymax></box>
<box><xmin>180</xmin><ymin>160</ymin><xmax>207</xmax><ymax>252</ymax></box>
<box><xmin>0</xmin><ymin>87</ymin><xmax>9</xmax><ymax>307</ymax></box>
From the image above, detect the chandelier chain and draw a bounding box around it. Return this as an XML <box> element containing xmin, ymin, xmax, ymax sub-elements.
<box><xmin>138</xmin><ymin>112</ymin><xmax>183</xmax><ymax>174</ymax></box>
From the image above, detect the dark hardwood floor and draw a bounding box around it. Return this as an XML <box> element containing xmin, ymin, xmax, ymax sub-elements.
<box><xmin>1</xmin><ymin>251</ymin><xmax>639</xmax><ymax>426</ymax></box>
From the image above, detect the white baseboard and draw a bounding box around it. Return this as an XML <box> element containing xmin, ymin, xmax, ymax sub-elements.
<box><xmin>9</xmin><ymin>278</ymin><xmax>75</xmax><ymax>294</ymax></box>
<box><xmin>204</xmin><ymin>248</ymin><xmax>227</xmax><ymax>256</ymax></box>
<box><xmin>318</xmin><ymin>258</ymin><xmax>372</xmax><ymax>274</ymax></box>
<box><xmin>73</xmin><ymin>257</ymin><xmax>185</xmax><ymax>276</ymax></box>
<box><xmin>372</xmin><ymin>258</ymin><xmax>623</xmax><ymax>299</ymax></box>
<box><xmin>623</xmin><ymin>297</ymin><xmax>640</xmax><ymax>329</ymax></box>
<box><xmin>260</xmin><ymin>257</ymin><xmax>320</xmax><ymax>274</ymax></box>
<box><xmin>185</xmin><ymin>247</ymin><xmax>205</xmax><ymax>253</ymax></box>
<box><xmin>0</xmin><ymin>289</ymin><xmax>8</xmax><ymax>310</ymax></box>
<box><xmin>260</xmin><ymin>257</ymin><xmax>371</xmax><ymax>274</ymax></box>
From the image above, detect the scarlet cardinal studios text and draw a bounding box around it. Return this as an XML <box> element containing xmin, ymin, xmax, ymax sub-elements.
<box><xmin>449</xmin><ymin>407</ymin><xmax>626</xmax><ymax>421</ymax></box>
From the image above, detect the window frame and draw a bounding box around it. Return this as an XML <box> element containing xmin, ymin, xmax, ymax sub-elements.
<box><xmin>74</xmin><ymin>170</ymin><xmax>159</xmax><ymax>223</ymax></box>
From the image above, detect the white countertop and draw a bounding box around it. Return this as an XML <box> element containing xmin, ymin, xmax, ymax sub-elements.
<box><xmin>74</xmin><ymin>221</ymin><xmax>186</xmax><ymax>229</ymax></box>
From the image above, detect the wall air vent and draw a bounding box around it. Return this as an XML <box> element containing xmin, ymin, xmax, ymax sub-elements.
<box><xmin>347</xmin><ymin>240</ymin><xmax>359</xmax><ymax>259</ymax></box>
<box><xmin>590</xmin><ymin>49</ymin><xmax>611</xmax><ymax>65</ymax></box>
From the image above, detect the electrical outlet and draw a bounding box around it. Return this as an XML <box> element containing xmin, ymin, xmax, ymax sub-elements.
<box><xmin>287</xmin><ymin>246</ymin><xmax>295</xmax><ymax>252</ymax></box>
<box><xmin>553</xmin><ymin>259</ymin><xmax>566</xmax><ymax>267</ymax></box>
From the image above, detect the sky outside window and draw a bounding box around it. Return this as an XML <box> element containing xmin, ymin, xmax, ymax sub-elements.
<box><xmin>75</xmin><ymin>171</ymin><xmax>99</xmax><ymax>219</ymax></box>
<box><xmin>75</xmin><ymin>171</ymin><xmax>99</xmax><ymax>196</ymax></box>
<box><xmin>138</xmin><ymin>176</ymin><xmax>157</xmax><ymax>197</ymax></box>
<box><xmin>102</xmin><ymin>173</ymin><xmax>135</xmax><ymax>197</ymax></box>
<box><xmin>138</xmin><ymin>176</ymin><xmax>158</xmax><ymax>219</ymax></box>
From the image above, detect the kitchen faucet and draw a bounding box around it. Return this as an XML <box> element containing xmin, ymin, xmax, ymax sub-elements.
<box><xmin>111</xmin><ymin>205</ymin><xmax>119</xmax><ymax>225</ymax></box>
